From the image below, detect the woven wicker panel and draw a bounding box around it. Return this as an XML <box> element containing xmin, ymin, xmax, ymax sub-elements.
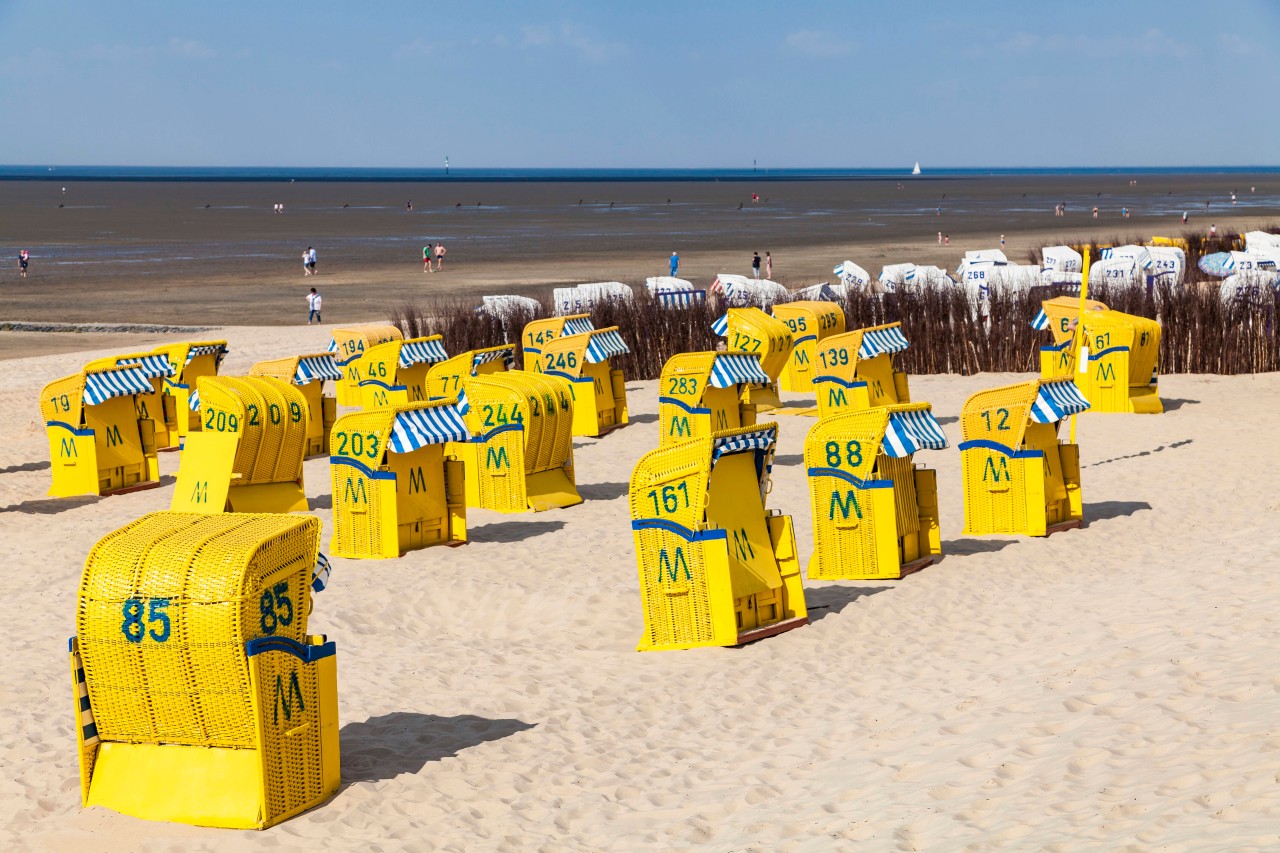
<box><xmin>77</xmin><ymin>512</ymin><xmax>319</xmax><ymax>747</ymax></box>
<box><xmin>248</xmin><ymin>355</ymin><xmax>300</xmax><ymax>382</ymax></box>
<box><xmin>959</xmin><ymin>380</ymin><xmax>1038</xmax><ymax>448</ymax></box>
<box><xmin>330</xmin><ymin>409</ymin><xmax>397</xmax><ymax>556</ymax></box>
<box><xmin>253</xmin><ymin>644</ymin><xmax>327</xmax><ymax>823</ymax></box>
<box><xmin>40</xmin><ymin>373</ymin><xmax>86</xmax><ymax>427</ymax></box>
<box><xmin>723</xmin><ymin>309</ymin><xmax>793</xmax><ymax>380</ymax></box>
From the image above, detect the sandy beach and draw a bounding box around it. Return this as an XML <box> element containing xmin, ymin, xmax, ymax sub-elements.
<box><xmin>2</xmin><ymin>174</ymin><xmax>1276</xmax><ymax>333</ymax></box>
<box><xmin>2</xmin><ymin>322</ymin><xmax>1278</xmax><ymax>850</ymax></box>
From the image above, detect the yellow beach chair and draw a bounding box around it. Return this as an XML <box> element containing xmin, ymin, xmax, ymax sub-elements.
<box><xmin>710</xmin><ymin>307</ymin><xmax>794</xmax><ymax>410</ymax></box>
<box><xmin>422</xmin><ymin>344</ymin><xmax>514</xmax><ymax>404</ymax></box>
<box><xmin>156</xmin><ymin>341</ymin><xmax>228</xmax><ymax>442</ymax></box>
<box><xmin>355</xmin><ymin>335</ymin><xmax>450</xmax><ymax>410</ymax></box>
<box><xmin>1033</xmin><ymin>296</ymin><xmax>1163</xmax><ymax>414</ymax></box>
<box><xmin>41</xmin><ymin>364</ymin><xmax>162</xmax><ymax>497</ymax></box>
<box><xmin>449</xmin><ymin>371</ymin><xmax>582</xmax><ymax>513</ymax></box>
<box><xmin>522</xmin><ymin>313</ymin><xmax>594</xmax><ymax>369</ymax></box>
<box><xmin>772</xmin><ymin>301</ymin><xmax>846</xmax><ymax>395</ymax></box>
<box><xmin>805</xmin><ymin>404</ymin><xmax>946</xmax><ymax>580</ymax></box>
<box><xmin>329</xmin><ymin>325</ymin><xmax>403</xmax><ymax>407</ymax></box>
<box><xmin>329</xmin><ymin>400</ymin><xmax>469</xmax><ymax>558</ymax></box>
<box><xmin>82</xmin><ymin>351</ymin><xmax>180</xmax><ymax>451</ymax></box>
<box><xmin>536</xmin><ymin>326</ymin><xmax>630</xmax><ymax>437</ymax></box>
<box><xmin>630</xmin><ymin>422</ymin><xmax>807</xmax><ymax>650</ymax></box>
<box><xmin>812</xmin><ymin>322</ymin><xmax>913</xmax><ymax>418</ymax></box>
<box><xmin>658</xmin><ymin>351</ymin><xmax>772</xmax><ymax>446</ymax></box>
<box><xmin>959</xmin><ymin>378</ymin><xmax>1089</xmax><ymax>536</ymax></box>
<box><xmin>70</xmin><ymin>511</ymin><xmax>338</xmax><ymax>829</ymax></box>
<box><xmin>170</xmin><ymin>376</ymin><xmax>309</xmax><ymax>513</ymax></box>
<box><xmin>249</xmin><ymin>352</ymin><xmax>344</xmax><ymax>457</ymax></box>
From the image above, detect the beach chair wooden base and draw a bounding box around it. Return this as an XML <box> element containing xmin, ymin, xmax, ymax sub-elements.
<box><xmin>102</xmin><ymin>480</ymin><xmax>164</xmax><ymax>497</ymax></box>
<box><xmin>734</xmin><ymin>616</ymin><xmax>809</xmax><ymax>646</ymax></box>
<box><xmin>899</xmin><ymin>553</ymin><xmax>941</xmax><ymax>578</ymax></box>
<box><xmin>1045</xmin><ymin>518</ymin><xmax>1084</xmax><ymax>536</ymax></box>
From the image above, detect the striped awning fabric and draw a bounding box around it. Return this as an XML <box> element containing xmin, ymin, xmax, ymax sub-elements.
<box><xmin>881</xmin><ymin>409</ymin><xmax>948</xmax><ymax>458</ymax></box>
<box><xmin>455</xmin><ymin>387</ymin><xmax>470</xmax><ymax>415</ymax></box>
<box><xmin>312</xmin><ymin>553</ymin><xmax>332</xmax><ymax>593</ymax></box>
<box><xmin>188</xmin><ymin>389</ymin><xmax>201</xmax><ymax>411</ymax></box>
<box><xmin>117</xmin><ymin>354</ymin><xmax>174</xmax><ymax>378</ymax></box>
<box><xmin>184</xmin><ymin>343</ymin><xmax>227</xmax><ymax>365</ymax></box>
<box><xmin>1031</xmin><ymin>380</ymin><xmax>1091</xmax><ymax>423</ymax></box>
<box><xmin>83</xmin><ymin>367</ymin><xmax>153</xmax><ymax>405</ymax></box>
<box><xmin>72</xmin><ymin>645</ymin><xmax>98</xmax><ymax>747</ymax></box>
<box><xmin>711</xmin><ymin>425</ymin><xmax>777</xmax><ymax>465</ymax></box>
<box><xmin>657</xmin><ymin>291</ymin><xmax>707</xmax><ymax>308</ymax></box>
<box><xmin>711</xmin><ymin>313</ymin><xmax>729</xmax><ymax>337</ymax></box>
<box><xmin>857</xmin><ymin>325</ymin><xmax>910</xmax><ymax>359</ymax></box>
<box><xmin>584</xmin><ymin>329</ymin><xmax>630</xmax><ymax>363</ymax></box>
<box><xmin>472</xmin><ymin>347</ymin><xmax>515</xmax><ymax>372</ymax></box>
<box><xmin>295</xmin><ymin>355</ymin><xmax>343</xmax><ymax>384</ymax></box>
<box><xmin>1031</xmin><ymin>309</ymin><xmax>1050</xmax><ymax>331</ymax></box>
<box><xmin>563</xmin><ymin>317</ymin><xmax>595</xmax><ymax>336</ymax></box>
<box><xmin>388</xmin><ymin>405</ymin><xmax>471</xmax><ymax>453</ymax></box>
<box><xmin>399</xmin><ymin>338</ymin><xmax>449</xmax><ymax>368</ymax></box>
<box><xmin>327</xmin><ymin>338</ymin><xmax>339</xmax><ymax>353</ymax></box>
<box><xmin>709</xmin><ymin>354</ymin><xmax>771</xmax><ymax>388</ymax></box>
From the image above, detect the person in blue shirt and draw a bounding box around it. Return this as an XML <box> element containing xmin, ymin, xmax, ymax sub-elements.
<box><xmin>669</xmin><ymin>251</ymin><xmax>679</xmax><ymax>277</ymax></box>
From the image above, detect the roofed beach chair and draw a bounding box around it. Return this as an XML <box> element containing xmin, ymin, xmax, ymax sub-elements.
<box><xmin>959</xmin><ymin>378</ymin><xmax>1089</xmax><ymax>537</ymax></box>
<box><xmin>250</xmin><ymin>352</ymin><xmax>344</xmax><ymax>457</ymax></box>
<box><xmin>170</xmin><ymin>376</ymin><xmax>309</xmax><ymax>513</ymax></box>
<box><xmin>354</xmin><ymin>335</ymin><xmax>450</xmax><ymax>410</ymax></box>
<box><xmin>805</xmin><ymin>404</ymin><xmax>947</xmax><ymax>580</ymax></box>
<box><xmin>41</xmin><ymin>364</ymin><xmax>163</xmax><ymax>497</ymax></box>
<box><xmin>328</xmin><ymin>325</ymin><xmax>403</xmax><ymax>406</ymax></box>
<box><xmin>536</xmin><ymin>326</ymin><xmax>630</xmax><ymax>437</ymax></box>
<box><xmin>70</xmin><ymin>511</ymin><xmax>339</xmax><ymax>829</ymax></box>
<box><xmin>630</xmin><ymin>423</ymin><xmax>807</xmax><ymax>650</ymax></box>
<box><xmin>329</xmin><ymin>400</ymin><xmax>469</xmax><ymax>558</ymax></box>
<box><xmin>658</xmin><ymin>351</ymin><xmax>772</xmax><ymax>446</ymax></box>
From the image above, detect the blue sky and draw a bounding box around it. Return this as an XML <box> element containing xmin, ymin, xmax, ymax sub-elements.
<box><xmin>2</xmin><ymin>0</ymin><xmax>1277</xmax><ymax>168</ymax></box>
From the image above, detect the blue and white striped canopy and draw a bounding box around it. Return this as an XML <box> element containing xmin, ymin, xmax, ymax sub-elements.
<box><xmin>1031</xmin><ymin>381</ymin><xmax>1091</xmax><ymax>423</ymax></box>
<box><xmin>388</xmin><ymin>405</ymin><xmax>471</xmax><ymax>454</ymax></box>
<box><xmin>1031</xmin><ymin>309</ymin><xmax>1050</xmax><ymax>331</ymax></box>
<box><xmin>455</xmin><ymin>387</ymin><xmax>470</xmax><ymax>415</ymax></box>
<box><xmin>188</xmin><ymin>389</ymin><xmax>201</xmax><ymax>411</ymax></box>
<box><xmin>311</xmin><ymin>553</ymin><xmax>332</xmax><ymax>593</ymax></box>
<box><xmin>399</xmin><ymin>338</ymin><xmax>449</xmax><ymax>368</ymax></box>
<box><xmin>184</xmin><ymin>343</ymin><xmax>227</xmax><ymax>365</ymax></box>
<box><xmin>295</xmin><ymin>355</ymin><xmax>343</xmax><ymax>384</ymax></box>
<box><xmin>858</xmin><ymin>325</ymin><xmax>910</xmax><ymax>359</ymax></box>
<box><xmin>472</xmin><ymin>347</ymin><xmax>515</xmax><ymax>372</ymax></box>
<box><xmin>711</xmin><ymin>313</ymin><xmax>729</xmax><ymax>337</ymax></box>
<box><xmin>657</xmin><ymin>290</ymin><xmax>706</xmax><ymax>308</ymax></box>
<box><xmin>327</xmin><ymin>338</ymin><xmax>339</xmax><ymax>353</ymax></box>
<box><xmin>563</xmin><ymin>317</ymin><xmax>595</xmax><ymax>336</ymax></box>
<box><xmin>584</xmin><ymin>329</ymin><xmax>630</xmax><ymax>363</ymax></box>
<box><xmin>117</xmin><ymin>354</ymin><xmax>174</xmax><ymax>378</ymax></box>
<box><xmin>711</xmin><ymin>425</ymin><xmax>777</xmax><ymax>465</ymax></box>
<box><xmin>881</xmin><ymin>409</ymin><xmax>948</xmax><ymax>458</ymax></box>
<box><xmin>709</xmin><ymin>354</ymin><xmax>770</xmax><ymax>388</ymax></box>
<box><xmin>83</xmin><ymin>367</ymin><xmax>153</xmax><ymax>405</ymax></box>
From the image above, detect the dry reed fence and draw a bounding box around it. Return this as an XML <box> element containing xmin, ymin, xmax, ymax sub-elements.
<box><xmin>391</xmin><ymin>282</ymin><xmax>1279</xmax><ymax>381</ymax></box>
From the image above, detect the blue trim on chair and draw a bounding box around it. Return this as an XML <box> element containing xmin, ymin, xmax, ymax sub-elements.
<box><xmin>805</xmin><ymin>467</ymin><xmax>893</xmax><ymax>489</ymax></box>
<box><xmin>470</xmin><ymin>423</ymin><xmax>524</xmax><ymax>442</ymax></box>
<box><xmin>631</xmin><ymin>518</ymin><xmax>729</xmax><ymax>541</ymax></box>
<box><xmin>245</xmin><ymin>635</ymin><xmax>337</xmax><ymax>662</ymax></box>
<box><xmin>47</xmin><ymin>420</ymin><xmax>94</xmax><ymax>437</ymax></box>
<box><xmin>657</xmin><ymin>396</ymin><xmax>711</xmax><ymax>415</ymax></box>
<box><xmin>357</xmin><ymin>379</ymin><xmax>407</xmax><ymax>392</ymax></box>
<box><xmin>812</xmin><ymin>376</ymin><xmax>869</xmax><ymax>389</ymax></box>
<box><xmin>957</xmin><ymin>439</ymin><xmax>1043</xmax><ymax>458</ymax></box>
<box><xmin>329</xmin><ymin>456</ymin><xmax>397</xmax><ymax>479</ymax></box>
<box><xmin>1092</xmin><ymin>345</ymin><xmax>1131</xmax><ymax>358</ymax></box>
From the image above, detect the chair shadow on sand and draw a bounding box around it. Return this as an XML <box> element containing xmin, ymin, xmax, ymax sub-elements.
<box><xmin>1085</xmin><ymin>500</ymin><xmax>1152</xmax><ymax>522</ymax></box>
<box><xmin>0</xmin><ymin>460</ymin><xmax>51</xmax><ymax>474</ymax></box>
<box><xmin>339</xmin><ymin>712</ymin><xmax>535</xmax><ymax>786</ymax></box>
<box><xmin>1160</xmin><ymin>398</ymin><xmax>1199</xmax><ymax>412</ymax></box>
<box><xmin>577</xmin><ymin>481</ymin><xmax>629</xmax><ymax>502</ymax></box>
<box><xmin>0</xmin><ymin>475</ymin><xmax>175</xmax><ymax>515</ymax></box>
<box><xmin>805</xmin><ymin>584</ymin><xmax>892</xmax><ymax>623</ymax></box>
<box><xmin>468</xmin><ymin>519</ymin><xmax>566</xmax><ymax>543</ymax></box>
<box><xmin>628</xmin><ymin>412</ymin><xmax>658</xmax><ymax>424</ymax></box>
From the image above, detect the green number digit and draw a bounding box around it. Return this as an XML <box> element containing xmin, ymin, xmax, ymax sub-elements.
<box><xmin>825</xmin><ymin>441</ymin><xmax>840</xmax><ymax>467</ymax></box>
<box><xmin>845</xmin><ymin>440</ymin><xmax>863</xmax><ymax>467</ymax></box>
<box><xmin>273</xmin><ymin>581</ymin><xmax>293</xmax><ymax>627</ymax></box>
<box><xmin>121</xmin><ymin>599</ymin><xmax>144</xmax><ymax>643</ymax></box>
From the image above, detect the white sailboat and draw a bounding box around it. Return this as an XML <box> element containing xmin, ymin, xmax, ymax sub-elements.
<box><xmin>912</xmin><ymin>162</ymin><xmax>921</xmax><ymax>175</ymax></box>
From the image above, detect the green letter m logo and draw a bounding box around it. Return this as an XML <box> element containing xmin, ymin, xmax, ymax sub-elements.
<box><xmin>59</xmin><ymin>438</ymin><xmax>78</xmax><ymax>458</ymax></box>
<box><xmin>485</xmin><ymin>446</ymin><xmax>510</xmax><ymax>469</ymax></box>
<box><xmin>982</xmin><ymin>456</ymin><xmax>1010</xmax><ymax>483</ymax></box>
<box><xmin>827</xmin><ymin>388</ymin><xmax>847</xmax><ymax>408</ymax></box>
<box><xmin>669</xmin><ymin>415</ymin><xmax>691</xmax><ymax>438</ymax></box>
<box><xmin>408</xmin><ymin>466</ymin><xmax>428</xmax><ymax>494</ymax></box>
<box><xmin>104</xmin><ymin>424</ymin><xmax>124</xmax><ymax>447</ymax></box>
<box><xmin>273</xmin><ymin>670</ymin><xmax>306</xmax><ymax>725</ymax></box>
<box><xmin>731</xmin><ymin>528</ymin><xmax>756</xmax><ymax>561</ymax></box>
<box><xmin>828</xmin><ymin>489</ymin><xmax>862</xmax><ymax>520</ymax></box>
<box><xmin>1096</xmin><ymin>362</ymin><xmax>1116</xmax><ymax>382</ymax></box>
<box><xmin>657</xmin><ymin>547</ymin><xmax>692</xmax><ymax>582</ymax></box>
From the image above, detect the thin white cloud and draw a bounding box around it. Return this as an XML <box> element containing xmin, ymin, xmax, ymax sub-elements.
<box><xmin>393</xmin><ymin>38</ymin><xmax>435</xmax><ymax>60</ymax></box>
<box><xmin>1000</xmin><ymin>28</ymin><xmax>1195</xmax><ymax>60</ymax></box>
<box><xmin>166</xmin><ymin>38</ymin><xmax>215</xmax><ymax>60</ymax></box>
<box><xmin>514</xmin><ymin>23</ymin><xmax>625</xmax><ymax>61</ymax></box>
<box><xmin>783</xmin><ymin>30</ymin><xmax>853</xmax><ymax>59</ymax></box>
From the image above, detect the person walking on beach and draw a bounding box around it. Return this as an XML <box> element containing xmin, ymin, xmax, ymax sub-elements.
<box><xmin>1210</xmin><ymin>223</ymin><xmax>1217</xmax><ymax>238</ymax></box>
<box><xmin>434</xmin><ymin>242</ymin><xmax>446</xmax><ymax>271</ymax></box>
<box><xmin>307</xmin><ymin>287</ymin><xmax>322</xmax><ymax>324</ymax></box>
<box><xmin>423</xmin><ymin>244</ymin><xmax>433</xmax><ymax>273</ymax></box>
<box><xmin>1093</xmin><ymin>206</ymin><xmax>1099</xmax><ymax>218</ymax></box>
<box><xmin>669</xmin><ymin>251</ymin><xmax>679</xmax><ymax>277</ymax></box>
<box><xmin>18</xmin><ymin>249</ymin><xmax>29</xmax><ymax>278</ymax></box>
<box><xmin>308</xmin><ymin>246</ymin><xmax>317</xmax><ymax>275</ymax></box>
<box><xmin>765</xmin><ymin>251</ymin><xmax>772</xmax><ymax>278</ymax></box>
<box><xmin>1000</xmin><ymin>234</ymin><xmax>1005</xmax><ymax>248</ymax></box>
<box><xmin>1182</xmin><ymin>211</ymin><xmax>1188</xmax><ymax>224</ymax></box>
<box><xmin>937</xmin><ymin>231</ymin><xmax>942</xmax><ymax>245</ymax></box>
<box><xmin>302</xmin><ymin>249</ymin><xmax>311</xmax><ymax>276</ymax></box>
<box><xmin>751</xmin><ymin>251</ymin><xmax>761</xmax><ymax>278</ymax></box>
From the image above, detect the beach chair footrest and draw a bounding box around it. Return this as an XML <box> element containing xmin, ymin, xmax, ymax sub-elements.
<box><xmin>735</xmin><ymin>616</ymin><xmax>808</xmax><ymax>646</ymax></box>
<box><xmin>1045</xmin><ymin>518</ymin><xmax>1084</xmax><ymax>537</ymax></box>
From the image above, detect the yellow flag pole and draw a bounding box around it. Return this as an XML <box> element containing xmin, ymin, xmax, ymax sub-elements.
<box><xmin>1069</xmin><ymin>248</ymin><xmax>1091</xmax><ymax>443</ymax></box>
